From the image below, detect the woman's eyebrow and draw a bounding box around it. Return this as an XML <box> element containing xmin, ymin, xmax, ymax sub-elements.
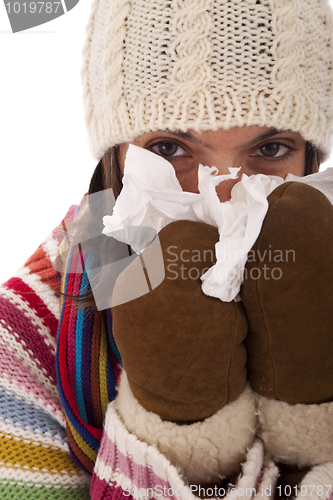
<box><xmin>240</xmin><ymin>129</ymin><xmax>292</xmax><ymax>149</ymax></box>
<box><xmin>163</xmin><ymin>130</ymin><xmax>215</xmax><ymax>150</ymax></box>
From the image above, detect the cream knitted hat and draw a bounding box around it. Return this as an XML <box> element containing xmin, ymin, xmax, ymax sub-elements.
<box><xmin>82</xmin><ymin>0</ymin><xmax>333</xmax><ymax>160</ymax></box>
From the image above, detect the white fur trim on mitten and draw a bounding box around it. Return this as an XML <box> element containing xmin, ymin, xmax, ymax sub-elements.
<box><xmin>114</xmin><ymin>370</ymin><xmax>257</xmax><ymax>484</ymax></box>
<box><xmin>95</xmin><ymin>399</ymin><xmax>277</xmax><ymax>500</ymax></box>
<box><xmin>297</xmin><ymin>462</ymin><xmax>333</xmax><ymax>500</ymax></box>
<box><xmin>256</xmin><ymin>394</ymin><xmax>333</xmax><ymax>468</ymax></box>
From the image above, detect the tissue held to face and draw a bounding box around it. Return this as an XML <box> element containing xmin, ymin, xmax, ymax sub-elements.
<box><xmin>119</xmin><ymin>126</ymin><xmax>306</xmax><ymax>202</ymax></box>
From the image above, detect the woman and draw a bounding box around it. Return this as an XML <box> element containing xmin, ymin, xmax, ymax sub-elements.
<box><xmin>1</xmin><ymin>0</ymin><xmax>333</xmax><ymax>498</ymax></box>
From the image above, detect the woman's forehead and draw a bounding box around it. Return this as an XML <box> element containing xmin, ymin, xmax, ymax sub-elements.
<box><xmin>130</xmin><ymin>126</ymin><xmax>305</xmax><ymax>149</ymax></box>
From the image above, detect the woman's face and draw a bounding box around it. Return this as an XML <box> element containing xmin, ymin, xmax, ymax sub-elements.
<box><xmin>119</xmin><ymin>126</ymin><xmax>306</xmax><ymax>201</ymax></box>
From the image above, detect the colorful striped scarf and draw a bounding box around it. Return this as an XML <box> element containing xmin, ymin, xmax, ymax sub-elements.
<box><xmin>56</xmin><ymin>203</ymin><xmax>122</xmax><ymax>474</ymax></box>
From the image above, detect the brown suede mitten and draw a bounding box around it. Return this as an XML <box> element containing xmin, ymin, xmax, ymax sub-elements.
<box><xmin>241</xmin><ymin>182</ymin><xmax>333</xmax><ymax>405</ymax></box>
<box><xmin>112</xmin><ymin>220</ymin><xmax>248</xmax><ymax>422</ymax></box>
<box><xmin>240</xmin><ymin>181</ymin><xmax>333</xmax><ymax>476</ymax></box>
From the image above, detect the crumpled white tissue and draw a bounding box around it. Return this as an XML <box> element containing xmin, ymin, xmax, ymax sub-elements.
<box><xmin>200</xmin><ymin>173</ymin><xmax>284</xmax><ymax>301</ymax></box>
<box><xmin>102</xmin><ymin>144</ymin><xmax>332</xmax><ymax>302</ymax></box>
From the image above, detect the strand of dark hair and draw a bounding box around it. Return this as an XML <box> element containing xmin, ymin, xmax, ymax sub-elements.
<box><xmin>305</xmin><ymin>142</ymin><xmax>322</xmax><ymax>175</ymax></box>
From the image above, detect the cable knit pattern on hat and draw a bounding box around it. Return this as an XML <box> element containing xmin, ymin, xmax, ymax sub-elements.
<box><xmin>82</xmin><ymin>0</ymin><xmax>333</xmax><ymax>159</ymax></box>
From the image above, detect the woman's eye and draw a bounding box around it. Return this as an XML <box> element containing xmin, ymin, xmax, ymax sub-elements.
<box><xmin>150</xmin><ymin>141</ymin><xmax>187</xmax><ymax>157</ymax></box>
<box><xmin>253</xmin><ymin>143</ymin><xmax>289</xmax><ymax>158</ymax></box>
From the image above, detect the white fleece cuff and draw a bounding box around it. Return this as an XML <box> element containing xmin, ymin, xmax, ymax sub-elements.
<box><xmin>114</xmin><ymin>370</ymin><xmax>257</xmax><ymax>484</ymax></box>
<box><xmin>256</xmin><ymin>394</ymin><xmax>333</xmax><ymax>468</ymax></box>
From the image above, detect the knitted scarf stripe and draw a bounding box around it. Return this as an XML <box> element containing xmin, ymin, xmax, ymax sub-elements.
<box><xmin>56</xmin><ymin>217</ymin><xmax>122</xmax><ymax>475</ymax></box>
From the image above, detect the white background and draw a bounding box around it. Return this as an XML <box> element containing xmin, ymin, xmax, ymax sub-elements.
<box><xmin>1</xmin><ymin>1</ymin><xmax>333</xmax><ymax>283</ymax></box>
